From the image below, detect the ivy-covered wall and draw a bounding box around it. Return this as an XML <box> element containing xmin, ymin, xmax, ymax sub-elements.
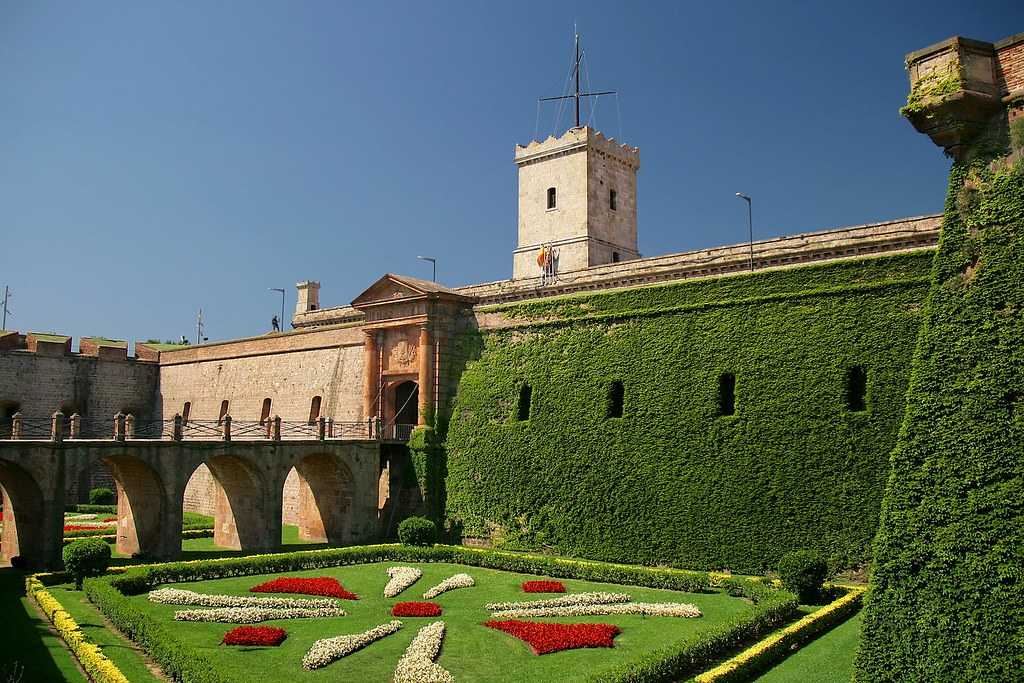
<box><xmin>444</xmin><ymin>251</ymin><xmax>934</xmax><ymax>574</ymax></box>
<box><xmin>856</xmin><ymin>123</ymin><xmax>1024</xmax><ymax>680</ymax></box>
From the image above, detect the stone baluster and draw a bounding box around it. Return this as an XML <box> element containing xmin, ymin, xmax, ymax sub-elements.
<box><xmin>125</xmin><ymin>414</ymin><xmax>135</xmax><ymax>440</ymax></box>
<box><xmin>317</xmin><ymin>415</ymin><xmax>326</xmax><ymax>441</ymax></box>
<box><xmin>327</xmin><ymin>417</ymin><xmax>334</xmax><ymax>438</ymax></box>
<box><xmin>69</xmin><ymin>413</ymin><xmax>81</xmax><ymax>439</ymax></box>
<box><xmin>172</xmin><ymin>413</ymin><xmax>183</xmax><ymax>441</ymax></box>
<box><xmin>113</xmin><ymin>412</ymin><xmax>125</xmax><ymax>442</ymax></box>
<box><xmin>222</xmin><ymin>414</ymin><xmax>232</xmax><ymax>442</ymax></box>
<box><xmin>51</xmin><ymin>411</ymin><xmax>64</xmax><ymax>442</ymax></box>
<box><xmin>272</xmin><ymin>415</ymin><xmax>281</xmax><ymax>441</ymax></box>
<box><xmin>11</xmin><ymin>412</ymin><xmax>22</xmax><ymax>439</ymax></box>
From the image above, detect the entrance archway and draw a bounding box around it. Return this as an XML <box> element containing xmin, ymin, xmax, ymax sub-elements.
<box><xmin>393</xmin><ymin>380</ymin><xmax>418</xmax><ymax>426</ymax></box>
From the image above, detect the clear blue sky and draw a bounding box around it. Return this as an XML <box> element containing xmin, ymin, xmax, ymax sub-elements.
<box><xmin>2</xmin><ymin>1</ymin><xmax>1021</xmax><ymax>346</ymax></box>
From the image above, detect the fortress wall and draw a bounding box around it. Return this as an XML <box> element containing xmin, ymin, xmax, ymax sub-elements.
<box><xmin>0</xmin><ymin>351</ymin><xmax>158</xmax><ymax>422</ymax></box>
<box><xmin>156</xmin><ymin>326</ymin><xmax>366</xmax><ymax>424</ymax></box>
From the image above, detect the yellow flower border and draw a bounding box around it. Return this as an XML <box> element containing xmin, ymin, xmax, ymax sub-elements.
<box><xmin>694</xmin><ymin>584</ymin><xmax>866</xmax><ymax>683</ymax></box>
<box><xmin>25</xmin><ymin>574</ymin><xmax>131</xmax><ymax>683</ymax></box>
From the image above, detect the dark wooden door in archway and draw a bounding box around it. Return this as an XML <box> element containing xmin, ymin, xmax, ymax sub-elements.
<box><xmin>393</xmin><ymin>380</ymin><xmax>418</xmax><ymax>426</ymax></box>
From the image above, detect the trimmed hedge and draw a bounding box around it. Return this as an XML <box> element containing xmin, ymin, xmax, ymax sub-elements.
<box><xmin>84</xmin><ymin>544</ymin><xmax>797</xmax><ymax>683</ymax></box>
<box><xmin>398</xmin><ymin>516</ymin><xmax>438</xmax><ymax>546</ymax></box>
<box><xmin>856</xmin><ymin>124</ymin><xmax>1024</xmax><ymax>679</ymax></box>
<box><xmin>64</xmin><ymin>538</ymin><xmax>111</xmax><ymax>590</ymax></box>
<box><xmin>778</xmin><ymin>550</ymin><xmax>828</xmax><ymax>603</ymax></box>
<box><xmin>89</xmin><ymin>488</ymin><xmax>115</xmax><ymax>506</ymax></box>
<box><xmin>445</xmin><ymin>251</ymin><xmax>933</xmax><ymax>573</ymax></box>
<box><xmin>66</xmin><ymin>504</ymin><xmax>117</xmax><ymax>514</ymax></box>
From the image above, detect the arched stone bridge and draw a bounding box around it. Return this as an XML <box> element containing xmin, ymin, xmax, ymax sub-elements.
<box><xmin>0</xmin><ymin>439</ymin><xmax>381</xmax><ymax>569</ymax></box>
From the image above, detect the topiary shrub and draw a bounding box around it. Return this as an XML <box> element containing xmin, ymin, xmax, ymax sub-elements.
<box><xmin>88</xmin><ymin>487</ymin><xmax>115</xmax><ymax>506</ymax></box>
<box><xmin>778</xmin><ymin>550</ymin><xmax>828</xmax><ymax>603</ymax></box>
<box><xmin>398</xmin><ymin>516</ymin><xmax>437</xmax><ymax>546</ymax></box>
<box><xmin>63</xmin><ymin>538</ymin><xmax>111</xmax><ymax>589</ymax></box>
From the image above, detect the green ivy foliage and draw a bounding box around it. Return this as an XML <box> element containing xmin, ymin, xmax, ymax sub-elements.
<box><xmin>445</xmin><ymin>252</ymin><xmax>934</xmax><ymax>574</ymax></box>
<box><xmin>856</xmin><ymin>130</ymin><xmax>1024</xmax><ymax>681</ymax></box>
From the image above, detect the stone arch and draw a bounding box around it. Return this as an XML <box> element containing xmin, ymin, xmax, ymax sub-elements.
<box><xmin>102</xmin><ymin>454</ymin><xmax>165</xmax><ymax>557</ymax></box>
<box><xmin>289</xmin><ymin>453</ymin><xmax>354</xmax><ymax>544</ymax></box>
<box><xmin>0</xmin><ymin>460</ymin><xmax>45</xmax><ymax>566</ymax></box>
<box><xmin>198</xmin><ymin>454</ymin><xmax>273</xmax><ymax>551</ymax></box>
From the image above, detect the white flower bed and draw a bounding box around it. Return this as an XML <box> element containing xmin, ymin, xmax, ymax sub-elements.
<box><xmin>423</xmin><ymin>573</ymin><xmax>474</xmax><ymax>599</ymax></box>
<box><xmin>302</xmin><ymin>620</ymin><xmax>403</xmax><ymax>670</ymax></box>
<box><xmin>384</xmin><ymin>566</ymin><xmax>423</xmax><ymax>598</ymax></box>
<box><xmin>393</xmin><ymin>621</ymin><xmax>453</xmax><ymax>683</ymax></box>
<box><xmin>149</xmin><ymin>587</ymin><xmax>339</xmax><ymax>610</ymax></box>
<box><xmin>174</xmin><ymin>606</ymin><xmax>345</xmax><ymax>623</ymax></box>
<box><xmin>484</xmin><ymin>591</ymin><xmax>630</xmax><ymax>612</ymax></box>
<box><xmin>491</xmin><ymin>601</ymin><xmax>702</xmax><ymax>619</ymax></box>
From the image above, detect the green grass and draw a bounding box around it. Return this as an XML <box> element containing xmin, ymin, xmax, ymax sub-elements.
<box><xmin>753</xmin><ymin>610</ymin><xmax>862</xmax><ymax>682</ymax></box>
<box><xmin>119</xmin><ymin>561</ymin><xmax>755</xmax><ymax>682</ymax></box>
<box><xmin>0</xmin><ymin>568</ymin><xmax>88</xmax><ymax>683</ymax></box>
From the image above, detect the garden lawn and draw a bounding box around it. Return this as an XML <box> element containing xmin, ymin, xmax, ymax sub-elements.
<box><xmin>753</xmin><ymin>610</ymin><xmax>862</xmax><ymax>682</ymax></box>
<box><xmin>0</xmin><ymin>568</ymin><xmax>87</xmax><ymax>683</ymax></box>
<box><xmin>123</xmin><ymin>561</ymin><xmax>755</xmax><ymax>682</ymax></box>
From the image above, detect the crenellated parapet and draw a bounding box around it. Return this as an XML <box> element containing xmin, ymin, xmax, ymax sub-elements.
<box><xmin>514</xmin><ymin>126</ymin><xmax>640</xmax><ymax>170</ymax></box>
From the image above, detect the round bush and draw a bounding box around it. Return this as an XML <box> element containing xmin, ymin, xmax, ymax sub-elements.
<box><xmin>398</xmin><ymin>516</ymin><xmax>437</xmax><ymax>546</ymax></box>
<box><xmin>63</xmin><ymin>538</ymin><xmax>111</xmax><ymax>589</ymax></box>
<box><xmin>778</xmin><ymin>549</ymin><xmax>828</xmax><ymax>603</ymax></box>
<box><xmin>89</xmin><ymin>487</ymin><xmax>115</xmax><ymax>506</ymax></box>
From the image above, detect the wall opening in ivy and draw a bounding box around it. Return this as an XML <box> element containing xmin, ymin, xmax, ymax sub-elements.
<box><xmin>718</xmin><ymin>374</ymin><xmax>736</xmax><ymax>416</ymax></box>
<box><xmin>517</xmin><ymin>384</ymin><xmax>532</xmax><ymax>421</ymax></box>
<box><xmin>606</xmin><ymin>381</ymin><xmax>624</xmax><ymax>418</ymax></box>
<box><xmin>846</xmin><ymin>366</ymin><xmax>868</xmax><ymax>412</ymax></box>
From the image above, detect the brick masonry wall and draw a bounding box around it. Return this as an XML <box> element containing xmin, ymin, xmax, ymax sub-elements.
<box><xmin>996</xmin><ymin>35</ymin><xmax>1024</xmax><ymax>94</ymax></box>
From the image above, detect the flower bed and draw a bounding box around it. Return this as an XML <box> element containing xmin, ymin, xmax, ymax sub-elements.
<box><xmin>423</xmin><ymin>572</ymin><xmax>474</xmax><ymax>599</ymax></box>
<box><xmin>303</xmin><ymin>620</ymin><xmax>403</xmax><ymax>670</ymax></box>
<box><xmin>485</xmin><ymin>592</ymin><xmax>630</xmax><ymax>612</ymax></box>
<box><xmin>221</xmin><ymin>626</ymin><xmax>287</xmax><ymax>646</ymax></box>
<box><xmin>392</xmin><ymin>601</ymin><xmax>443</xmax><ymax>617</ymax></box>
<box><xmin>522</xmin><ymin>580</ymin><xmax>565</xmax><ymax>593</ymax></box>
<box><xmin>492</xmin><ymin>602</ymin><xmax>702</xmax><ymax>619</ymax></box>
<box><xmin>174</xmin><ymin>606</ymin><xmax>345</xmax><ymax>623</ymax></box>
<box><xmin>149</xmin><ymin>587</ymin><xmax>339</xmax><ymax>609</ymax></box>
<box><xmin>393</xmin><ymin>620</ymin><xmax>453</xmax><ymax>683</ymax></box>
<box><xmin>485</xmin><ymin>619</ymin><xmax>621</xmax><ymax>655</ymax></box>
<box><xmin>250</xmin><ymin>576</ymin><xmax>358</xmax><ymax>600</ymax></box>
<box><xmin>384</xmin><ymin>566</ymin><xmax>423</xmax><ymax>598</ymax></box>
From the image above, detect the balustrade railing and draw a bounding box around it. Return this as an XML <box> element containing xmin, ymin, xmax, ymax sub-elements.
<box><xmin>0</xmin><ymin>414</ymin><xmax>413</xmax><ymax>443</ymax></box>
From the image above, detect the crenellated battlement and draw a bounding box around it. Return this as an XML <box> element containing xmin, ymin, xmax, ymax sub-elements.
<box><xmin>514</xmin><ymin>126</ymin><xmax>640</xmax><ymax>169</ymax></box>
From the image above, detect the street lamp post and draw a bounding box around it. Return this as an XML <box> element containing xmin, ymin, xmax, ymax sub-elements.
<box><xmin>269</xmin><ymin>288</ymin><xmax>285</xmax><ymax>332</ymax></box>
<box><xmin>417</xmin><ymin>256</ymin><xmax>437</xmax><ymax>282</ymax></box>
<box><xmin>735</xmin><ymin>193</ymin><xmax>754</xmax><ymax>272</ymax></box>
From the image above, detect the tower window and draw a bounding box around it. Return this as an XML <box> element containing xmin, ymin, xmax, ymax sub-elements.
<box><xmin>612</xmin><ymin>251</ymin><xmax>620</xmax><ymax>263</ymax></box>
<box><xmin>217</xmin><ymin>400</ymin><xmax>229</xmax><ymax>425</ymax></box>
<box><xmin>610</xmin><ymin>189</ymin><xmax>617</xmax><ymax>211</ymax></box>
<box><xmin>606</xmin><ymin>381</ymin><xmax>624</xmax><ymax>419</ymax></box>
<box><xmin>846</xmin><ymin>366</ymin><xmax>868</xmax><ymax>412</ymax></box>
<box><xmin>181</xmin><ymin>402</ymin><xmax>191</xmax><ymax>424</ymax></box>
<box><xmin>308</xmin><ymin>395</ymin><xmax>322</xmax><ymax>424</ymax></box>
<box><xmin>517</xmin><ymin>384</ymin><xmax>532</xmax><ymax>421</ymax></box>
<box><xmin>718</xmin><ymin>374</ymin><xmax>736</xmax><ymax>416</ymax></box>
<box><xmin>260</xmin><ymin>398</ymin><xmax>272</xmax><ymax>425</ymax></box>
<box><xmin>546</xmin><ymin>187</ymin><xmax>557</xmax><ymax>210</ymax></box>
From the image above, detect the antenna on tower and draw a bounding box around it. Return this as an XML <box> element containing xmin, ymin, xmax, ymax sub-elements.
<box><xmin>196</xmin><ymin>308</ymin><xmax>206</xmax><ymax>345</ymax></box>
<box><xmin>539</xmin><ymin>31</ymin><xmax>616</xmax><ymax>131</ymax></box>
<box><xmin>1</xmin><ymin>286</ymin><xmax>11</xmax><ymax>330</ymax></box>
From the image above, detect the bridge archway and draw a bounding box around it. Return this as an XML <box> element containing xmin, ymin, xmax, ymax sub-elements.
<box><xmin>0</xmin><ymin>461</ymin><xmax>45</xmax><ymax>566</ymax></box>
<box><xmin>288</xmin><ymin>454</ymin><xmax>354</xmax><ymax>544</ymax></box>
<box><xmin>102</xmin><ymin>455</ymin><xmax>165</xmax><ymax>558</ymax></box>
<box><xmin>200</xmin><ymin>455</ymin><xmax>274</xmax><ymax>551</ymax></box>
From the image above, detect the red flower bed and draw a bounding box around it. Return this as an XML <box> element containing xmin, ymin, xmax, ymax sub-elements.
<box><xmin>391</xmin><ymin>601</ymin><xmax>442</xmax><ymax>617</ymax></box>
<box><xmin>101</xmin><ymin>517</ymin><xmax>117</xmax><ymax>522</ymax></box>
<box><xmin>249</xmin><ymin>577</ymin><xmax>358</xmax><ymax>600</ymax></box>
<box><xmin>63</xmin><ymin>525</ymin><xmax>105</xmax><ymax>532</ymax></box>
<box><xmin>221</xmin><ymin>626</ymin><xmax>287</xmax><ymax>646</ymax></box>
<box><xmin>522</xmin><ymin>580</ymin><xmax>566</xmax><ymax>593</ymax></box>
<box><xmin>484</xmin><ymin>620</ymin><xmax>621</xmax><ymax>655</ymax></box>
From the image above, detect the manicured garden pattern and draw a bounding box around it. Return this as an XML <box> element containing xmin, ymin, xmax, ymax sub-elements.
<box><xmin>384</xmin><ymin>565</ymin><xmax>423</xmax><ymax>597</ymax></box>
<box><xmin>79</xmin><ymin>545</ymin><xmax>797</xmax><ymax>682</ymax></box>
<box><xmin>250</xmin><ymin>576</ymin><xmax>359</xmax><ymax>600</ymax></box>
<box><xmin>484</xmin><ymin>620</ymin><xmax>621</xmax><ymax>655</ymax></box>
<box><xmin>392</xmin><ymin>601</ymin><xmax>443</xmax><ymax>617</ymax></box>
<box><xmin>393</xmin><ymin>621</ymin><xmax>452</xmax><ymax>683</ymax></box>
<box><xmin>522</xmin><ymin>580</ymin><xmax>565</xmax><ymax>593</ymax></box>
<box><xmin>302</xmin><ymin>620</ymin><xmax>403</xmax><ymax>670</ymax></box>
<box><xmin>423</xmin><ymin>572</ymin><xmax>474</xmax><ymax>599</ymax></box>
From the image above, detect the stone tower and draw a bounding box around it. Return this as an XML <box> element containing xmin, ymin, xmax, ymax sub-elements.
<box><xmin>513</xmin><ymin>127</ymin><xmax>640</xmax><ymax>279</ymax></box>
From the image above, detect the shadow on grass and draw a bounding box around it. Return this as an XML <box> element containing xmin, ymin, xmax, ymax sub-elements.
<box><xmin>0</xmin><ymin>567</ymin><xmax>83</xmax><ymax>682</ymax></box>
